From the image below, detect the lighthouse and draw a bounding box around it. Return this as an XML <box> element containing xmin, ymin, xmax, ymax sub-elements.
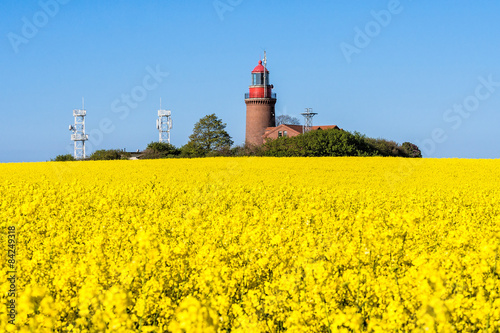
<box><xmin>245</xmin><ymin>54</ymin><xmax>277</xmax><ymax>146</ymax></box>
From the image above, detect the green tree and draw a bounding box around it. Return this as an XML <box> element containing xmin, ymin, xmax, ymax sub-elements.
<box><xmin>276</xmin><ymin>114</ymin><xmax>301</xmax><ymax>126</ymax></box>
<box><xmin>89</xmin><ymin>149</ymin><xmax>123</xmax><ymax>160</ymax></box>
<box><xmin>52</xmin><ymin>154</ymin><xmax>76</xmax><ymax>161</ymax></box>
<box><xmin>260</xmin><ymin>129</ymin><xmax>379</xmax><ymax>157</ymax></box>
<box><xmin>182</xmin><ymin>114</ymin><xmax>233</xmax><ymax>157</ymax></box>
<box><xmin>365</xmin><ymin>138</ymin><xmax>405</xmax><ymax>157</ymax></box>
<box><xmin>401</xmin><ymin>142</ymin><xmax>422</xmax><ymax>158</ymax></box>
<box><xmin>141</xmin><ymin>142</ymin><xmax>181</xmax><ymax>159</ymax></box>
<box><xmin>259</xmin><ymin>128</ymin><xmax>422</xmax><ymax>158</ymax></box>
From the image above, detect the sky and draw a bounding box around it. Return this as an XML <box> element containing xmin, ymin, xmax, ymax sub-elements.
<box><xmin>1</xmin><ymin>0</ymin><xmax>499</xmax><ymax>162</ymax></box>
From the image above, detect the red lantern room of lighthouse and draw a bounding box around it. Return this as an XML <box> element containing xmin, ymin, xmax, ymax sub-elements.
<box><xmin>245</xmin><ymin>57</ymin><xmax>277</xmax><ymax>146</ymax></box>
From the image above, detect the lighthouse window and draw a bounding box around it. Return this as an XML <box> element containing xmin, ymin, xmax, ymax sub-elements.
<box><xmin>252</xmin><ymin>73</ymin><xmax>269</xmax><ymax>86</ymax></box>
<box><xmin>252</xmin><ymin>73</ymin><xmax>260</xmax><ymax>85</ymax></box>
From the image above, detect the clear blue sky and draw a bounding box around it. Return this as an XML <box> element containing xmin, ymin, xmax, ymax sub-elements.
<box><xmin>1</xmin><ymin>0</ymin><xmax>499</xmax><ymax>162</ymax></box>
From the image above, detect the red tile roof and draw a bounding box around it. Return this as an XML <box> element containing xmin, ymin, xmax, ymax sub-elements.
<box><xmin>311</xmin><ymin>125</ymin><xmax>339</xmax><ymax>131</ymax></box>
<box><xmin>263</xmin><ymin>124</ymin><xmax>340</xmax><ymax>138</ymax></box>
<box><xmin>263</xmin><ymin>124</ymin><xmax>303</xmax><ymax>135</ymax></box>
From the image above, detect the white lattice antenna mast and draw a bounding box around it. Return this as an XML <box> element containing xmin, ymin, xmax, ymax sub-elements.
<box><xmin>301</xmin><ymin>108</ymin><xmax>318</xmax><ymax>133</ymax></box>
<box><xmin>69</xmin><ymin>98</ymin><xmax>89</xmax><ymax>159</ymax></box>
<box><xmin>156</xmin><ymin>99</ymin><xmax>172</xmax><ymax>143</ymax></box>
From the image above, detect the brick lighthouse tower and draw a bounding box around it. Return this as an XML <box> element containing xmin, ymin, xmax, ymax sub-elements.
<box><xmin>245</xmin><ymin>53</ymin><xmax>276</xmax><ymax>146</ymax></box>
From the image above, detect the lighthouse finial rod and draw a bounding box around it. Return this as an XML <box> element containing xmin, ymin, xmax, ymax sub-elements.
<box><xmin>263</xmin><ymin>50</ymin><xmax>267</xmax><ymax>98</ymax></box>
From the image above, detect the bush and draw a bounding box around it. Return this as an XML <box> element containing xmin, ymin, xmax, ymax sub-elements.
<box><xmin>259</xmin><ymin>129</ymin><xmax>379</xmax><ymax>157</ymax></box>
<box><xmin>147</xmin><ymin>142</ymin><xmax>180</xmax><ymax>155</ymax></box>
<box><xmin>365</xmin><ymin>138</ymin><xmax>406</xmax><ymax>157</ymax></box>
<box><xmin>140</xmin><ymin>142</ymin><xmax>181</xmax><ymax>159</ymax></box>
<box><xmin>120</xmin><ymin>152</ymin><xmax>132</xmax><ymax>160</ymax></box>
<box><xmin>258</xmin><ymin>129</ymin><xmax>422</xmax><ymax>158</ymax></box>
<box><xmin>89</xmin><ymin>149</ymin><xmax>123</xmax><ymax>160</ymax></box>
<box><xmin>402</xmin><ymin>142</ymin><xmax>422</xmax><ymax>158</ymax></box>
<box><xmin>52</xmin><ymin>154</ymin><xmax>76</xmax><ymax>161</ymax></box>
<box><xmin>141</xmin><ymin>142</ymin><xmax>181</xmax><ymax>159</ymax></box>
<box><xmin>229</xmin><ymin>145</ymin><xmax>254</xmax><ymax>157</ymax></box>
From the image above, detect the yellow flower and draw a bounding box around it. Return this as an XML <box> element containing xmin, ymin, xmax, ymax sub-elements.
<box><xmin>1</xmin><ymin>157</ymin><xmax>499</xmax><ymax>331</ymax></box>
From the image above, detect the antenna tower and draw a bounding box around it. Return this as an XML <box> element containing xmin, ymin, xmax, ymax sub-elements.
<box><xmin>301</xmin><ymin>108</ymin><xmax>317</xmax><ymax>133</ymax></box>
<box><xmin>69</xmin><ymin>98</ymin><xmax>89</xmax><ymax>159</ymax></box>
<box><xmin>156</xmin><ymin>99</ymin><xmax>172</xmax><ymax>143</ymax></box>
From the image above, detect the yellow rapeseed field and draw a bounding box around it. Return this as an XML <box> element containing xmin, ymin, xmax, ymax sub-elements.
<box><xmin>1</xmin><ymin>157</ymin><xmax>500</xmax><ymax>332</ymax></box>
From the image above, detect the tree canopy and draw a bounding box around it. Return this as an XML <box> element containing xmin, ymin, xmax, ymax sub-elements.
<box><xmin>52</xmin><ymin>154</ymin><xmax>76</xmax><ymax>162</ymax></box>
<box><xmin>259</xmin><ymin>128</ymin><xmax>422</xmax><ymax>158</ymax></box>
<box><xmin>89</xmin><ymin>149</ymin><xmax>128</xmax><ymax>160</ymax></box>
<box><xmin>276</xmin><ymin>114</ymin><xmax>301</xmax><ymax>126</ymax></box>
<box><xmin>182</xmin><ymin>114</ymin><xmax>233</xmax><ymax>157</ymax></box>
<box><xmin>141</xmin><ymin>142</ymin><xmax>181</xmax><ymax>159</ymax></box>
